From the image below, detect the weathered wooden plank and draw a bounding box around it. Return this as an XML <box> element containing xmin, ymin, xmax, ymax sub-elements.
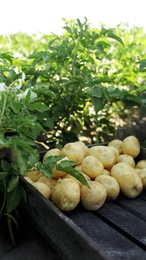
<box><xmin>66</xmin><ymin>206</ymin><xmax>146</xmax><ymax>260</ymax></box>
<box><xmin>95</xmin><ymin>200</ymin><xmax>146</xmax><ymax>249</ymax></box>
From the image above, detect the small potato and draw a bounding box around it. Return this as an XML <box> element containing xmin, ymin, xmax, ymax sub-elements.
<box><xmin>32</xmin><ymin>182</ymin><xmax>51</xmax><ymax>199</ymax></box>
<box><xmin>81</xmin><ymin>155</ymin><xmax>104</xmax><ymax>179</ymax></box>
<box><xmin>95</xmin><ymin>175</ymin><xmax>120</xmax><ymax>200</ymax></box>
<box><xmin>24</xmin><ymin>176</ymin><xmax>33</xmax><ymax>184</ymax></box>
<box><xmin>87</xmin><ymin>146</ymin><xmax>116</xmax><ymax>170</ymax></box>
<box><xmin>61</xmin><ymin>142</ymin><xmax>85</xmax><ymax>165</ymax></box>
<box><xmin>80</xmin><ymin>181</ymin><xmax>107</xmax><ymax>211</ymax></box>
<box><xmin>37</xmin><ymin>176</ymin><xmax>57</xmax><ymax>191</ymax></box>
<box><xmin>116</xmin><ymin>154</ymin><xmax>136</xmax><ymax>168</ymax></box>
<box><xmin>51</xmin><ymin>179</ymin><xmax>80</xmax><ymax>212</ymax></box>
<box><xmin>111</xmin><ymin>162</ymin><xmax>143</xmax><ymax>198</ymax></box>
<box><xmin>136</xmin><ymin>160</ymin><xmax>146</xmax><ymax>169</ymax></box>
<box><xmin>108</xmin><ymin>146</ymin><xmax>119</xmax><ymax>159</ymax></box>
<box><xmin>24</xmin><ymin>170</ymin><xmax>43</xmax><ymax>182</ymax></box>
<box><xmin>74</xmin><ymin>165</ymin><xmax>82</xmax><ymax>172</ymax></box>
<box><xmin>138</xmin><ymin>168</ymin><xmax>146</xmax><ymax>188</ymax></box>
<box><xmin>122</xmin><ymin>135</ymin><xmax>140</xmax><ymax>158</ymax></box>
<box><xmin>43</xmin><ymin>148</ymin><xmax>61</xmax><ymax>162</ymax></box>
<box><xmin>108</xmin><ymin>139</ymin><xmax>123</xmax><ymax>154</ymax></box>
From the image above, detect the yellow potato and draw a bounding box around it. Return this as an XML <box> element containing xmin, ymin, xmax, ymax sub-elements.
<box><xmin>111</xmin><ymin>162</ymin><xmax>143</xmax><ymax>198</ymax></box>
<box><xmin>122</xmin><ymin>135</ymin><xmax>140</xmax><ymax>158</ymax></box>
<box><xmin>74</xmin><ymin>141</ymin><xmax>89</xmax><ymax>156</ymax></box>
<box><xmin>51</xmin><ymin>179</ymin><xmax>80</xmax><ymax>212</ymax></box>
<box><xmin>24</xmin><ymin>170</ymin><xmax>43</xmax><ymax>182</ymax></box>
<box><xmin>87</xmin><ymin>145</ymin><xmax>116</xmax><ymax>170</ymax></box>
<box><xmin>61</xmin><ymin>142</ymin><xmax>85</xmax><ymax>165</ymax></box>
<box><xmin>138</xmin><ymin>168</ymin><xmax>146</xmax><ymax>188</ymax></box>
<box><xmin>43</xmin><ymin>148</ymin><xmax>61</xmax><ymax>162</ymax></box>
<box><xmin>136</xmin><ymin>160</ymin><xmax>146</xmax><ymax>169</ymax></box>
<box><xmin>108</xmin><ymin>146</ymin><xmax>119</xmax><ymax>159</ymax></box>
<box><xmin>81</xmin><ymin>155</ymin><xmax>104</xmax><ymax>179</ymax></box>
<box><xmin>116</xmin><ymin>154</ymin><xmax>136</xmax><ymax>168</ymax></box>
<box><xmin>95</xmin><ymin>175</ymin><xmax>120</xmax><ymax>200</ymax></box>
<box><xmin>108</xmin><ymin>139</ymin><xmax>123</xmax><ymax>154</ymax></box>
<box><xmin>32</xmin><ymin>182</ymin><xmax>51</xmax><ymax>199</ymax></box>
<box><xmin>80</xmin><ymin>180</ymin><xmax>107</xmax><ymax>211</ymax></box>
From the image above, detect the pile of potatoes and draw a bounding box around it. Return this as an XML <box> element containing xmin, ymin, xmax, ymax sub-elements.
<box><xmin>24</xmin><ymin>135</ymin><xmax>146</xmax><ymax>212</ymax></box>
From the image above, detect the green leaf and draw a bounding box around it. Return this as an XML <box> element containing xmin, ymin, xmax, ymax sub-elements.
<box><xmin>6</xmin><ymin>186</ymin><xmax>22</xmax><ymax>213</ymax></box>
<box><xmin>27</xmin><ymin>102</ymin><xmax>48</xmax><ymax>112</ymax></box>
<box><xmin>56</xmin><ymin>164</ymin><xmax>89</xmax><ymax>188</ymax></box>
<box><xmin>100</xmin><ymin>28</ymin><xmax>124</xmax><ymax>46</ymax></box>
<box><xmin>7</xmin><ymin>176</ymin><xmax>19</xmax><ymax>193</ymax></box>
<box><xmin>0</xmin><ymin>171</ymin><xmax>8</xmax><ymax>181</ymax></box>
<box><xmin>1</xmin><ymin>159</ymin><xmax>11</xmax><ymax>171</ymax></box>
<box><xmin>11</xmin><ymin>100</ymin><xmax>21</xmax><ymax>113</ymax></box>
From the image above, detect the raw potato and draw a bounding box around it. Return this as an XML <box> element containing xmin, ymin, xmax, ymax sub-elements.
<box><xmin>138</xmin><ymin>168</ymin><xmax>146</xmax><ymax>188</ymax></box>
<box><xmin>87</xmin><ymin>145</ymin><xmax>116</xmax><ymax>170</ymax></box>
<box><xmin>61</xmin><ymin>142</ymin><xmax>85</xmax><ymax>165</ymax></box>
<box><xmin>122</xmin><ymin>135</ymin><xmax>140</xmax><ymax>158</ymax></box>
<box><xmin>136</xmin><ymin>160</ymin><xmax>146</xmax><ymax>169</ymax></box>
<box><xmin>51</xmin><ymin>179</ymin><xmax>80</xmax><ymax>212</ymax></box>
<box><xmin>32</xmin><ymin>182</ymin><xmax>51</xmax><ymax>199</ymax></box>
<box><xmin>116</xmin><ymin>154</ymin><xmax>136</xmax><ymax>168</ymax></box>
<box><xmin>80</xmin><ymin>181</ymin><xmax>107</xmax><ymax>211</ymax></box>
<box><xmin>62</xmin><ymin>171</ymin><xmax>91</xmax><ymax>186</ymax></box>
<box><xmin>74</xmin><ymin>141</ymin><xmax>89</xmax><ymax>156</ymax></box>
<box><xmin>43</xmin><ymin>148</ymin><xmax>61</xmax><ymax>162</ymax></box>
<box><xmin>24</xmin><ymin>170</ymin><xmax>43</xmax><ymax>182</ymax></box>
<box><xmin>95</xmin><ymin>175</ymin><xmax>120</xmax><ymax>200</ymax></box>
<box><xmin>111</xmin><ymin>162</ymin><xmax>143</xmax><ymax>198</ymax></box>
<box><xmin>81</xmin><ymin>155</ymin><xmax>104</xmax><ymax>179</ymax></box>
<box><xmin>108</xmin><ymin>146</ymin><xmax>119</xmax><ymax>159</ymax></box>
<box><xmin>108</xmin><ymin>139</ymin><xmax>123</xmax><ymax>154</ymax></box>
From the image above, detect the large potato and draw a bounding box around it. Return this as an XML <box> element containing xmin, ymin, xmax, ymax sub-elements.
<box><xmin>136</xmin><ymin>160</ymin><xmax>146</xmax><ymax>169</ymax></box>
<box><xmin>32</xmin><ymin>182</ymin><xmax>51</xmax><ymax>199</ymax></box>
<box><xmin>95</xmin><ymin>175</ymin><xmax>120</xmax><ymax>200</ymax></box>
<box><xmin>61</xmin><ymin>142</ymin><xmax>85</xmax><ymax>165</ymax></box>
<box><xmin>87</xmin><ymin>145</ymin><xmax>116</xmax><ymax>170</ymax></box>
<box><xmin>51</xmin><ymin>179</ymin><xmax>80</xmax><ymax>211</ymax></box>
<box><xmin>108</xmin><ymin>139</ymin><xmax>123</xmax><ymax>154</ymax></box>
<box><xmin>111</xmin><ymin>162</ymin><xmax>143</xmax><ymax>198</ymax></box>
<box><xmin>80</xmin><ymin>181</ymin><xmax>107</xmax><ymax>211</ymax></box>
<box><xmin>116</xmin><ymin>154</ymin><xmax>136</xmax><ymax>168</ymax></box>
<box><xmin>81</xmin><ymin>155</ymin><xmax>104</xmax><ymax>179</ymax></box>
<box><xmin>74</xmin><ymin>141</ymin><xmax>89</xmax><ymax>156</ymax></box>
<box><xmin>122</xmin><ymin>135</ymin><xmax>140</xmax><ymax>158</ymax></box>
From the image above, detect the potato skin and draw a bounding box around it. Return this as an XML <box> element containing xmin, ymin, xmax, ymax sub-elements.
<box><xmin>51</xmin><ymin>179</ymin><xmax>80</xmax><ymax>212</ymax></box>
<box><xmin>80</xmin><ymin>181</ymin><xmax>107</xmax><ymax>211</ymax></box>
<box><xmin>81</xmin><ymin>155</ymin><xmax>104</xmax><ymax>179</ymax></box>
<box><xmin>108</xmin><ymin>139</ymin><xmax>123</xmax><ymax>154</ymax></box>
<box><xmin>138</xmin><ymin>168</ymin><xmax>146</xmax><ymax>188</ymax></box>
<box><xmin>43</xmin><ymin>148</ymin><xmax>61</xmax><ymax>162</ymax></box>
<box><xmin>24</xmin><ymin>170</ymin><xmax>43</xmax><ymax>182</ymax></box>
<box><xmin>61</xmin><ymin>142</ymin><xmax>85</xmax><ymax>165</ymax></box>
<box><xmin>95</xmin><ymin>175</ymin><xmax>120</xmax><ymax>200</ymax></box>
<box><xmin>136</xmin><ymin>160</ymin><xmax>146</xmax><ymax>169</ymax></box>
<box><xmin>122</xmin><ymin>135</ymin><xmax>140</xmax><ymax>158</ymax></box>
<box><xmin>111</xmin><ymin>162</ymin><xmax>143</xmax><ymax>198</ymax></box>
<box><xmin>32</xmin><ymin>182</ymin><xmax>51</xmax><ymax>199</ymax></box>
